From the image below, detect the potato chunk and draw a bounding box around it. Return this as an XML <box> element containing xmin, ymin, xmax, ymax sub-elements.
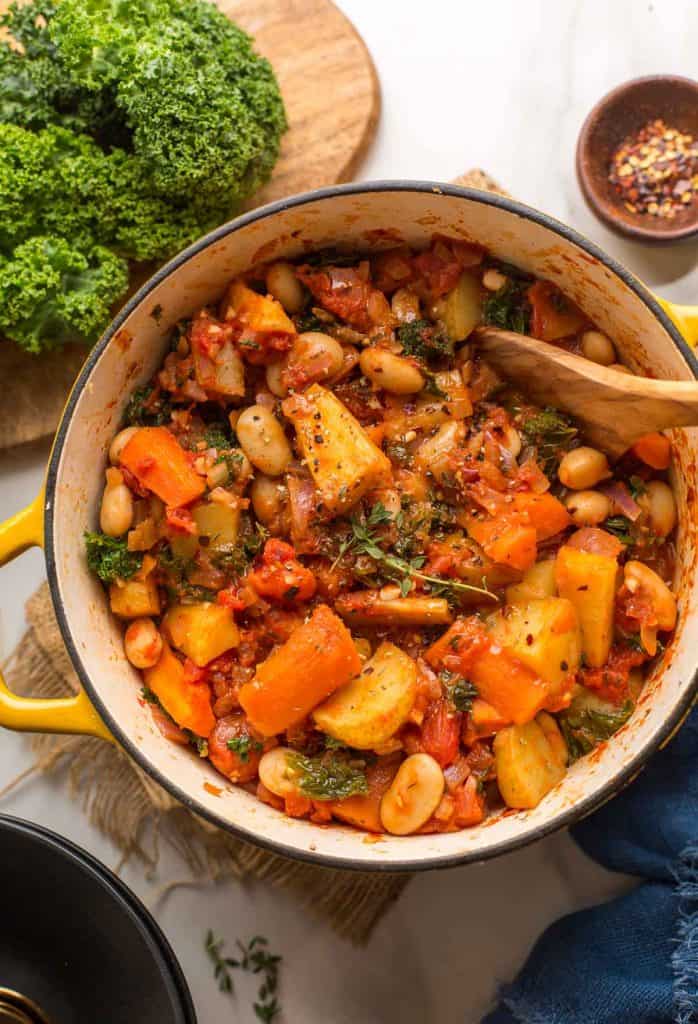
<box><xmin>282</xmin><ymin>384</ymin><xmax>391</xmax><ymax>515</ymax></box>
<box><xmin>555</xmin><ymin>546</ymin><xmax>618</xmax><ymax>668</ymax></box>
<box><xmin>169</xmin><ymin>500</ymin><xmax>241</xmax><ymax>561</ymax></box>
<box><xmin>488</xmin><ymin>597</ymin><xmax>581</xmax><ymax>689</ymax></box>
<box><xmin>505</xmin><ymin>559</ymin><xmax>557</xmax><ymax>604</ymax></box>
<box><xmin>162</xmin><ymin>602</ymin><xmax>240</xmax><ymax>667</ymax></box>
<box><xmin>109</xmin><ymin>576</ymin><xmax>160</xmax><ymax>619</ymax></box>
<box><xmin>313</xmin><ymin>641</ymin><xmax>418</xmax><ymax>749</ymax></box>
<box><xmin>494</xmin><ymin>712</ymin><xmax>567</xmax><ymax>809</ymax></box>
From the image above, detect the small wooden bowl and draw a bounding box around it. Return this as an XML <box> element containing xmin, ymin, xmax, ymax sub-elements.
<box><xmin>576</xmin><ymin>75</ymin><xmax>698</xmax><ymax>244</ymax></box>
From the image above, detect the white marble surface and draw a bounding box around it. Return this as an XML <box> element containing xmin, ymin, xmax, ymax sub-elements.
<box><xmin>1</xmin><ymin>2</ymin><xmax>697</xmax><ymax>1021</ymax></box>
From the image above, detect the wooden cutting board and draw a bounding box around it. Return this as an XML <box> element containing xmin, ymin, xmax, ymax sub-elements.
<box><xmin>0</xmin><ymin>0</ymin><xmax>380</xmax><ymax>450</ymax></box>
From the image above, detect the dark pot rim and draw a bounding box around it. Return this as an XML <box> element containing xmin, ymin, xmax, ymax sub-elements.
<box><xmin>43</xmin><ymin>180</ymin><xmax>698</xmax><ymax>873</ymax></box>
<box><xmin>0</xmin><ymin>814</ymin><xmax>196</xmax><ymax>1022</ymax></box>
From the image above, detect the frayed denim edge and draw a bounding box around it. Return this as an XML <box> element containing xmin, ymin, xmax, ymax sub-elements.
<box><xmin>673</xmin><ymin>842</ymin><xmax>698</xmax><ymax>1024</ymax></box>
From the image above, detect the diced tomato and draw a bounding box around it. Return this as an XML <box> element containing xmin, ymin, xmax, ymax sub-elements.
<box><xmin>216</xmin><ymin>586</ymin><xmax>247</xmax><ymax>613</ymax></box>
<box><xmin>208</xmin><ymin>714</ymin><xmax>266</xmax><ymax>784</ymax></box>
<box><xmin>165</xmin><ymin>505</ymin><xmax>197</xmax><ymax>535</ymax></box>
<box><xmin>528</xmin><ymin>280</ymin><xmax>586</xmax><ymax>341</ymax></box>
<box><xmin>190</xmin><ymin>310</ymin><xmax>235</xmax><ymax>359</ymax></box>
<box><xmin>413</xmin><ymin>238</ymin><xmax>483</xmax><ymax>297</ymax></box>
<box><xmin>452</xmin><ymin>774</ymin><xmax>486</xmax><ymax>827</ymax></box>
<box><xmin>297</xmin><ymin>263</ymin><xmax>390</xmax><ymax>332</ymax></box>
<box><xmin>371</xmin><ymin>246</ymin><xmax>416</xmax><ymax>293</ymax></box>
<box><xmin>246</xmin><ymin>538</ymin><xmax>317</xmax><ymax>603</ymax></box>
<box><xmin>420</xmin><ymin>698</ymin><xmax>462</xmax><ymax>767</ymax></box>
<box><xmin>579</xmin><ymin>644</ymin><xmax>646</xmax><ymax>705</ymax></box>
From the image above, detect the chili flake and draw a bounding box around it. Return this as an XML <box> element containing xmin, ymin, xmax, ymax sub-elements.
<box><xmin>608</xmin><ymin>118</ymin><xmax>698</xmax><ymax>219</ymax></box>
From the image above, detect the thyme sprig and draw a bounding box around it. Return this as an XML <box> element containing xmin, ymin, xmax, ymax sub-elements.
<box><xmin>205</xmin><ymin>931</ymin><xmax>282</xmax><ymax>1022</ymax></box>
<box><xmin>333</xmin><ymin>502</ymin><xmax>497</xmax><ymax>602</ymax></box>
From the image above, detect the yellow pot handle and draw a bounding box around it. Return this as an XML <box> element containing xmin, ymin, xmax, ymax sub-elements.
<box><xmin>656</xmin><ymin>298</ymin><xmax>698</xmax><ymax>349</ymax></box>
<box><xmin>0</xmin><ymin>491</ymin><xmax>113</xmax><ymax>742</ymax></box>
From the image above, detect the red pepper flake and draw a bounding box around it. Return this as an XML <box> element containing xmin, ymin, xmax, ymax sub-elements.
<box><xmin>608</xmin><ymin>118</ymin><xmax>698</xmax><ymax>219</ymax></box>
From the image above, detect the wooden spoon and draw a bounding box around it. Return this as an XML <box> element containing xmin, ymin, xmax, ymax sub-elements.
<box><xmin>472</xmin><ymin>326</ymin><xmax>698</xmax><ymax>458</ymax></box>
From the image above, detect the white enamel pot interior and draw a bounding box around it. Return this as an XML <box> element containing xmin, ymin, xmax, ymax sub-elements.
<box><xmin>46</xmin><ymin>182</ymin><xmax>698</xmax><ymax>871</ymax></box>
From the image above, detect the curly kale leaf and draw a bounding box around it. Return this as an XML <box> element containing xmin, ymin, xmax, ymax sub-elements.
<box><xmin>0</xmin><ymin>236</ymin><xmax>128</xmax><ymax>353</ymax></box>
<box><xmin>482</xmin><ymin>279</ymin><xmax>530</xmax><ymax>334</ymax></box>
<box><xmin>122</xmin><ymin>385</ymin><xmax>172</xmax><ymax>427</ymax></box>
<box><xmin>558</xmin><ymin>701</ymin><xmax>633</xmax><ymax>762</ymax></box>
<box><xmin>520</xmin><ymin>407</ymin><xmax>578</xmax><ymax>479</ymax></box>
<box><xmin>397</xmin><ymin>319</ymin><xmax>454</xmax><ymax>362</ymax></box>
<box><xmin>84</xmin><ymin>531</ymin><xmax>143</xmax><ymax>583</ymax></box>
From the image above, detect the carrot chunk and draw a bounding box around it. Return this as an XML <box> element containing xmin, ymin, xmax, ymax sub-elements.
<box><xmin>239</xmin><ymin>604</ymin><xmax>361</xmax><ymax>736</ymax></box>
<box><xmin>465</xmin><ymin>514</ymin><xmax>538</xmax><ymax>572</ymax></box>
<box><xmin>120</xmin><ymin>427</ymin><xmax>205</xmax><ymax>507</ymax></box>
<box><xmin>143</xmin><ymin>641</ymin><xmax>215</xmax><ymax>737</ymax></box>
<box><xmin>632</xmin><ymin>432</ymin><xmax>671</xmax><ymax>470</ymax></box>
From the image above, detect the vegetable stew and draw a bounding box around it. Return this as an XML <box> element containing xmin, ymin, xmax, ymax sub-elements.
<box><xmin>86</xmin><ymin>238</ymin><xmax>678</xmax><ymax>836</ymax></box>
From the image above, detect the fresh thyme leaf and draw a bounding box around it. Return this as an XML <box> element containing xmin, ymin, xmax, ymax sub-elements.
<box><xmin>603</xmin><ymin>516</ymin><xmax>634</xmax><ymax>545</ymax></box>
<box><xmin>205</xmin><ymin>932</ymin><xmax>282</xmax><ymax>1020</ymax></box>
<box><xmin>287</xmin><ymin>750</ymin><xmax>368</xmax><ymax>801</ymax></box>
<box><xmin>335</xmin><ymin>503</ymin><xmax>497</xmax><ymax>602</ymax></box>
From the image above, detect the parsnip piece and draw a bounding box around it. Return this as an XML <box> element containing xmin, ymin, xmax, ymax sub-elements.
<box><xmin>494</xmin><ymin>712</ymin><xmax>567</xmax><ymax>809</ymax></box>
<box><xmin>282</xmin><ymin>384</ymin><xmax>391</xmax><ymax>515</ymax></box>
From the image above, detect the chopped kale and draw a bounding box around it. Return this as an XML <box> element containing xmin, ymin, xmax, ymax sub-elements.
<box><xmin>482</xmin><ymin>279</ymin><xmax>530</xmax><ymax>334</ymax></box>
<box><xmin>122</xmin><ymin>384</ymin><xmax>172</xmax><ymax>427</ymax></box>
<box><xmin>227</xmin><ymin>735</ymin><xmax>263</xmax><ymax>763</ymax></box>
<box><xmin>287</xmin><ymin>750</ymin><xmax>368</xmax><ymax>801</ymax></box>
<box><xmin>520</xmin><ymin>407</ymin><xmax>578</xmax><ymax>478</ymax></box>
<box><xmin>558</xmin><ymin>701</ymin><xmax>633</xmax><ymax>761</ymax></box>
<box><xmin>603</xmin><ymin>516</ymin><xmax>634</xmax><ymax>545</ymax></box>
<box><xmin>293</xmin><ymin>311</ymin><xmax>327</xmax><ymax>333</ymax></box>
<box><xmin>84</xmin><ymin>531</ymin><xmax>143</xmax><ymax>583</ymax></box>
<box><xmin>203</xmin><ymin>423</ymin><xmax>233</xmax><ymax>450</ymax></box>
<box><xmin>397</xmin><ymin>319</ymin><xmax>454</xmax><ymax>362</ymax></box>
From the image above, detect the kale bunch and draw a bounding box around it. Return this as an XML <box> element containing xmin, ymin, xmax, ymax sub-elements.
<box><xmin>0</xmin><ymin>0</ymin><xmax>286</xmax><ymax>354</ymax></box>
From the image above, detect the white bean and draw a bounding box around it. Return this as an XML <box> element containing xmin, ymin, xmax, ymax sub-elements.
<box><xmin>266</xmin><ymin>262</ymin><xmax>305</xmax><ymax>314</ymax></box>
<box><xmin>236</xmin><ymin>405</ymin><xmax>292</xmax><ymax>477</ymax></box>
<box><xmin>109</xmin><ymin>426</ymin><xmax>139</xmax><ymax>465</ymax></box>
<box><xmin>642</xmin><ymin>480</ymin><xmax>677</xmax><ymax>537</ymax></box>
<box><xmin>482</xmin><ymin>268</ymin><xmax>507</xmax><ymax>292</ymax></box>
<box><xmin>124</xmin><ymin>618</ymin><xmax>163</xmax><ymax>669</ymax></box>
<box><xmin>391</xmin><ymin>287</ymin><xmax>421</xmax><ymax>323</ymax></box>
<box><xmin>266</xmin><ymin>359</ymin><xmax>288</xmax><ymax>398</ymax></box>
<box><xmin>380</xmin><ymin>753</ymin><xmax>445</xmax><ymax>835</ymax></box>
<box><xmin>558</xmin><ymin>447</ymin><xmax>610</xmax><ymax>490</ymax></box>
<box><xmin>251</xmin><ymin>474</ymin><xmax>286</xmax><ymax>526</ymax></box>
<box><xmin>360</xmin><ymin>348</ymin><xmax>425</xmax><ymax>394</ymax></box>
<box><xmin>258</xmin><ymin>747</ymin><xmax>300</xmax><ymax>798</ymax></box>
<box><xmin>565</xmin><ymin>489</ymin><xmax>611</xmax><ymax>526</ymax></box>
<box><xmin>624</xmin><ymin>561</ymin><xmax>677</xmax><ymax>631</ymax></box>
<box><xmin>580</xmin><ymin>330</ymin><xmax>616</xmax><ymax>366</ymax></box>
<box><xmin>100</xmin><ymin>467</ymin><xmax>134</xmax><ymax>536</ymax></box>
<box><xmin>289</xmin><ymin>332</ymin><xmax>344</xmax><ymax>386</ymax></box>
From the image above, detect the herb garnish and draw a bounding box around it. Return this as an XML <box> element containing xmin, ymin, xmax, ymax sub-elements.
<box><xmin>603</xmin><ymin>516</ymin><xmax>634</xmax><ymax>545</ymax></box>
<box><xmin>205</xmin><ymin>932</ymin><xmax>282</xmax><ymax>1021</ymax></box>
<box><xmin>122</xmin><ymin>385</ymin><xmax>172</xmax><ymax>427</ymax></box>
<box><xmin>227</xmin><ymin>735</ymin><xmax>263</xmax><ymax>763</ymax></box>
<box><xmin>482</xmin><ymin>280</ymin><xmax>530</xmax><ymax>334</ymax></box>
<box><xmin>84</xmin><ymin>532</ymin><xmax>143</xmax><ymax>584</ymax></box>
<box><xmin>558</xmin><ymin>701</ymin><xmax>633</xmax><ymax>761</ymax></box>
<box><xmin>287</xmin><ymin>750</ymin><xmax>368</xmax><ymax>801</ymax></box>
<box><xmin>334</xmin><ymin>502</ymin><xmax>496</xmax><ymax>602</ymax></box>
<box><xmin>440</xmin><ymin>670</ymin><xmax>478</xmax><ymax>712</ymax></box>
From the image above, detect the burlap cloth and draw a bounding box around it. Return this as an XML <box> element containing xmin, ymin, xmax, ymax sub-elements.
<box><xmin>2</xmin><ymin>169</ymin><xmax>505</xmax><ymax>944</ymax></box>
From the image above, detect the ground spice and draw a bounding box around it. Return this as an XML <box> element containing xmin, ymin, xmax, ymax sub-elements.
<box><xmin>608</xmin><ymin>118</ymin><xmax>698</xmax><ymax>218</ymax></box>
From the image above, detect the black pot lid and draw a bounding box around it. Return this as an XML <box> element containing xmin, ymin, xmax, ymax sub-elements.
<box><xmin>0</xmin><ymin>816</ymin><xmax>196</xmax><ymax>1023</ymax></box>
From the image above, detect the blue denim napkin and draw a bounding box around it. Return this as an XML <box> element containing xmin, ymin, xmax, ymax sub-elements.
<box><xmin>482</xmin><ymin>707</ymin><xmax>698</xmax><ymax>1024</ymax></box>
